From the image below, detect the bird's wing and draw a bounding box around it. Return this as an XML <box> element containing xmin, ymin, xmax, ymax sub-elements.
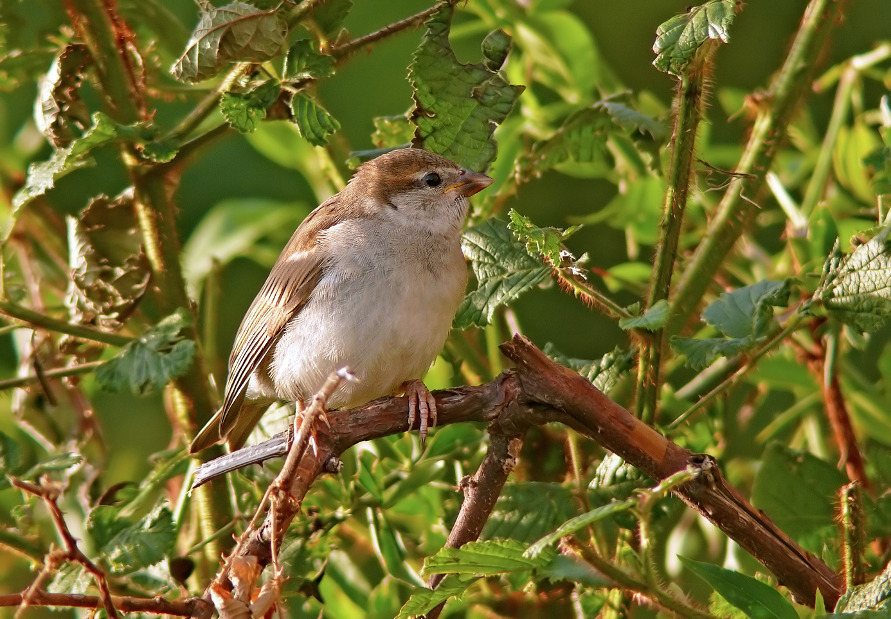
<box><xmin>217</xmin><ymin>245</ymin><xmax>325</xmax><ymax>438</ymax></box>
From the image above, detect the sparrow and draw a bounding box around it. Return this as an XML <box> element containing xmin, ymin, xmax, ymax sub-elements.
<box><xmin>189</xmin><ymin>148</ymin><xmax>493</xmax><ymax>453</ymax></box>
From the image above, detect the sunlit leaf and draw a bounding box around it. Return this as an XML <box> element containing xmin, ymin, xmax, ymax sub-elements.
<box><xmin>171</xmin><ymin>1</ymin><xmax>287</xmax><ymax>83</ymax></box>
<box><xmin>220</xmin><ymin>78</ymin><xmax>281</xmax><ymax>133</ymax></box>
<box><xmin>455</xmin><ymin>218</ymin><xmax>551</xmax><ymax>328</ymax></box>
<box><xmin>422</xmin><ymin>539</ymin><xmax>551</xmax><ymax>577</ymax></box>
<box><xmin>284</xmin><ymin>39</ymin><xmax>334</xmax><ymax>81</ymax></box>
<box><xmin>818</xmin><ymin>227</ymin><xmax>891</xmax><ymax>332</ymax></box>
<box><xmin>289</xmin><ymin>93</ymin><xmax>340</xmax><ymax>146</ymax></box>
<box><xmin>88</xmin><ymin>505</ymin><xmax>176</xmax><ymax>574</ymax></box>
<box><xmin>397</xmin><ymin>574</ymin><xmax>479</xmax><ymax>619</ymax></box>
<box><xmin>653</xmin><ymin>0</ymin><xmax>736</xmax><ymax>77</ymax></box>
<box><xmin>409</xmin><ymin>4</ymin><xmax>524</xmax><ymax>171</ymax></box>
<box><xmin>34</xmin><ymin>43</ymin><xmax>91</xmax><ymax>148</ymax></box>
<box><xmin>507</xmin><ymin>209</ymin><xmax>581</xmax><ymax>264</ymax></box>
<box><xmin>835</xmin><ymin>560</ymin><xmax>891</xmax><ymax>613</ymax></box>
<box><xmin>619</xmin><ymin>300</ymin><xmax>669</xmax><ymax>331</ymax></box>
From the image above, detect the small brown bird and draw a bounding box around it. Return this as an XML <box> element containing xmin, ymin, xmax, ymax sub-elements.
<box><xmin>190</xmin><ymin>148</ymin><xmax>493</xmax><ymax>453</ymax></box>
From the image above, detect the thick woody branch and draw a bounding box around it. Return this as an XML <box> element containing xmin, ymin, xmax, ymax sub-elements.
<box><xmin>197</xmin><ymin>336</ymin><xmax>843</xmax><ymax>608</ymax></box>
<box><xmin>0</xmin><ymin>592</ymin><xmax>211</xmax><ymax>618</ymax></box>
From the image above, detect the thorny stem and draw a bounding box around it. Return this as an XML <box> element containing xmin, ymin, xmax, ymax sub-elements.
<box><xmin>840</xmin><ymin>482</ymin><xmax>866</xmax><ymax>589</ymax></box>
<box><xmin>329</xmin><ymin>1</ymin><xmax>454</xmax><ymax>59</ymax></box>
<box><xmin>666</xmin><ymin>0</ymin><xmax>848</xmax><ymax>336</ymax></box>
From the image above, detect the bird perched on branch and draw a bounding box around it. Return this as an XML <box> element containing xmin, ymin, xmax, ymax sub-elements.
<box><xmin>190</xmin><ymin>148</ymin><xmax>493</xmax><ymax>453</ymax></box>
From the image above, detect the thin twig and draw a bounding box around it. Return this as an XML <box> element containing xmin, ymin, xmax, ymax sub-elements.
<box><xmin>0</xmin><ymin>361</ymin><xmax>106</xmax><ymax>391</ymax></box>
<box><xmin>11</xmin><ymin>478</ymin><xmax>120</xmax><ymax>619</ymax></box>
<box><xmin>0</xmin><ymin>301</ymin><xmax>132</xmax><ymax>347</ymax></box>
<box><xmin>0</xmin><ymin>591</ymin><xmax>211</xmax><ymax>617</ymax></box>
<box><xmin>330</xmin><ymin>1</ymin><xmax>453</xmax><ymax>59</ymax></box>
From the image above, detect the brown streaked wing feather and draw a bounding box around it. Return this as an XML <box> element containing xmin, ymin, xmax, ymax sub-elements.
<box><xmin>217</xmin><ymin>245</ymin><xmax>324</xmax><ymax>437</ymax></box>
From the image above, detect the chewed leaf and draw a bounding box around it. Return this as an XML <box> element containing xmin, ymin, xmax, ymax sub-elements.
<box><xmin>507</xmin><ymin>209</ymin><xmax>581</xmax><ymax>265</ymax></box>
<box><xmin>819</xmin><ymin>227</ymin><xmax>891</xmax><ymax>332</ymax></box>
<box><xmin>409</xmin><ymin>4</ymin><xmax>523</xmax><ymax>171</ymax></box>
<box><xmin>96</xmin><ymin>309</ymin><xmax>196</xmax><ymax>395</ymax></box>
<box><xmin>172</xmin><ymin>1</ymin><xmax>286</xmax><ymax>83</ymax></box>
<box><xmin>653</xmin><ymin>0</ymin><xmax>736</xmax><ymax>77</ymax></box>
<box><xmin>455</xmin><ymin>219</ymin><xmax>551</xmax><ymax>328</ymax></box>
<box><xmin>220</xmin><ymin>79</ymin><xmax>281</xmax><ymax>133</ymax></box>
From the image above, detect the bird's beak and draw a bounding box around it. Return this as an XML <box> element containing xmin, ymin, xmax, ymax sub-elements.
<box><xmin>449</xmin><ymin>170</ymin><xmax>494</xmax><ymax>197</ymax></box>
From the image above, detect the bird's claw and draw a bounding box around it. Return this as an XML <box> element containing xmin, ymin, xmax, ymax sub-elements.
<box><xmin>405</xmin><ymin>379</ymin><xmax>437</xmax><ymax>446</ymax></box>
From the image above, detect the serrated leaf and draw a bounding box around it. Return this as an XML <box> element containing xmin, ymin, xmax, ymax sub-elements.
<box><xmin>409</xmin><ymin>4</ymin><xmax>523</xmax><ymax>171</ymax></box>
<box><xmin>525</xmin><ymin>500</ymin><xmax>635</xmax><ymax>558</ymax></box>
<box><xmin>422</xmin><ymin>539</ymin><xmax>551</xmax><ymax>577</ymax></box>
<box><xmin>819</xmin><ymin>227</ymin><xmax>891</xmax><ymax>332</ymax></box>
<box><xmin>521</xmin><ymin>106</ymin><xmax>615</xmax><ymax>178</ymax></box>
<box><xmin>47</xmin><ymin>562</ymin><xmax>92</xmax><ymax>595</ymax></box>
<box><xmin>619</xmin><ymin>300</ymin><xmax>669</xmax><ymax>331</ymax></box>
<box><xmin>455</xmin><ymin>219</ymin><xmax>552</xmax><ymax>328</ymax></box>
<box><xmin>171</xmin><ymin>1</ymin><xmax>287</xmax><ymax>83</ymax></box>
<box><xmin>483</xmin><ymin>482</ymin><xmax>578</xmax><ymax>543</ymax></box>
<box><xmin>12</xmin><ymin>112</ymin><xmax>126</xmax><ymax>211</ymax></box>
<box><xmin>397</xmin><ymin>574</ymin><xmax>479</xmax><ymax>619</ymax></box>
<box><xmin>653</xmin><ymin>0</ymin><xmax>736</xmax><ymax>77</ymax></box>
<box><xmin>542</xmin><ymin>345</ymin><xmax>634</xmax><ymax>394</ymax></box>
<box><xmin>539</xmin><ymin>555</ymin><xmax>611</xmax><ymax>588</ymax></box>
<box><xmin>751</xmin><ymin>444</ymin><xmax>846</xmax><ymax>553</ymax></box>
<box><xmin>680</xmin><ymin>557</ymin><xmax>798</xmax><ymax>619</ymax></box>
<box><xmin>507</xmin><ymin>209</ymin><xmax>581</xmax><ymax>264</ymax></box>
<box><xmin>220</xmin><ymin>78</ymin><xmax>281</xmax><ymax>133</ymax></box>
<box><xmin>289</xmin><ymin>93</ymin><xmax>340</xmax><ymax>146</ymax></box>
<box><xmin>89</xmin><ymin>505</ymin><xmax>176</xmax><ymax>574</ymax></box>
<box><xmin>95</xmin><ymin>309</ymin><xmax>196</xmax><ymax>395</ymax></box>
<box><xmin>284</xmin><ymin>39</ymin><xmax>334</xmax><ymax>81</ymax></box>
<box><xmin>835</xmin><ymin>560</ymin><xmax>891</xmax><ymax>612</ymax></box>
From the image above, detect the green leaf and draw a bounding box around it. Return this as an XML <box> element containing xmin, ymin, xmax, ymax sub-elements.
<box><xmin>703</xmin><ymin>280</ymin><xmax>793</xmax><ymax>339</ymax></box>
<box><xmin>521</xmin><ymin>106</ymin><xmax>615</xmax><ymax>178</ymax></box>
<box><xmin>366</xmin><ymin>507</ymin><xmax>425</xmax><ymax>587</ymax></box>
<box><xmin>95</xmin><ymin>309</ymin><xmax>196</xmax><ymax>395</ymax></box>
<box><xmin>619</xmin><ymin>300</ymin><xmax>669</xmax><ymax>331</ymax></box>
<box><xmin>219</xmin><ymin>78</ymin><xmax>281</xmax><ymax>133</ymax></box>
<box><xmin>422</xmin><ymin>539</ymin><xmax>551</xmax><ymax>577</ymax></box>
<box><xmin>455</xmin><ymin>219</ymin><xmax>552</xmax><ymax>328</ymax></box>
<box><xmin>835</xmin><ymin>559</ymin><xmax>891</xmax><ymax>612</ymax></box>
<box><xmin>0</xmin><ymin>431</ymin><xmax>25</xmax><ymax>481</ymax></box>
<box><xmin>751</xmin><ymin>444</ymin><xmax>847</xmax><ymax>553</ymax></box>
<box><xmin>21</xmin><ymin>453</ymin><xmax>83</xmax><ymax>481</ymax></box>
<box><xmin>89</xmin><ymin>505</ymin><xmax>175</xmax><ymax>574</ymax></box>
<box><xmin>483</xmin><ymin>482</ymin><xmax>578</xmax><ymax>543</ymax></box>
<box><xmin>34</xmin><ymin>43</ymin><xmax>91</xmax><ymax>148</ymax></box>
<box><xmin>12</xmin><ymin>112</ymin><xmax>126</xmax><ymax>212</ymax></box>
<box><xmin>653</xmin><ymin>0</ymin><xmax>736</xmax><ymax>77</ymax></box>
<box><xmin>171</xmin><ymin>1</ymin><xmax>287</xmax><ymax>83</ymax></box>
<box><xmin>310</xmin><ymin>0</ymin><xmax>353</xmax><ymax>36</ymax></box>
<box><xmin>289</xmin><ymin>93</ymin><xmax>341</xmax><ymax>146</ymax></box>
<box><xmin>284</xmin><ymin>39</ymin><xmax>334</xmax><ymax>81</ymax></box>
<box><xmin>670</xmin><ymin>280</ymin><xmax>793</xmax><ymax>369</ymax></box>
<box><xmin>398</xmin><ymin>574</ymin><xmax>479</xmax><ymax>619</ymax></box>
<box><xmin>539</xmin><ymin>554</ymin><xmax>611</xmax><ymax>588</ymax></box>
<box><xmin>47</xmin><ymin>563</ymin><xmax>92</xmax><ymax>595</ymax></box>
<box><xmin>525</xmin><ymin>500</ymin><xmax>635</xmax><ymax>558</ymax></box>
<box><xmin>409</xmin><ymin>4</ymin><xmax>524</xmax><ymax>171</ymax></box>
<box><xmin>819</xmin><ymin>227</ymin><xmax>891</xmax><ymax>332</ymax></box>
<box><xmin>680</xmin><ymin>557</ymin><xmax>798</xmax><ymax>619</ymax></box>
<box><xmin>507</xmin><ymin>209</ymin><xmax>581</xmax><ymax>264</ymax></box>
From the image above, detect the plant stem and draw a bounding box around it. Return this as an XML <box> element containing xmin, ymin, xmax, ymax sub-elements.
<box><xmin>0</xmin><ymin>302</ymin><xmax>132</xmax><ymax>347</ymax></box>
<box><xmin>666</xmin><ymin>0</ymin><xmax>848</xmax><ymax>337</ymax></box>
<box><xmin>636</xmin><ymin>50</ymin><xmax>715</xmax><ymax>423</ymax></box>
<box><xmin>0</xmin><ymin>361</ymin><xmax>106</xmax><ymax>391</ymax></box>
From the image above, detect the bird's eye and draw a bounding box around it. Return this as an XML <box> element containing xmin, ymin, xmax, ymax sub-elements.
<box><xmin>423</xmin><ymin>172</ymin><xmax>442</xmax><ymax>187</ymax></box>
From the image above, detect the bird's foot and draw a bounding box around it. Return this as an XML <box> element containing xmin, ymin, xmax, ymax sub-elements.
<box><xmin>404</xmin><ymin>379</ymin><xmax>437</xmax><ymax>446</ymax></box>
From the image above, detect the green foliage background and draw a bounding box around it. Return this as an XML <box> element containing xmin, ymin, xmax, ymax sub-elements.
<box><xmin>2</xmin><ymin>0</ymin><xmax>891</xmax><ymax>617</ymax></box>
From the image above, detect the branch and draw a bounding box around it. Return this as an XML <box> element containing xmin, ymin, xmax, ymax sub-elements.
<box><xmin>0</xmin><ymin>591</ymin><xmax>211</xmax><ymax>618</ymax></box>
<box><xmin>0</xmin><ymin>301</ymin><xmax>132</xmax><ymax>347</ymax></box>
<box><xmin>195</xmin><ymin>336</ymin><xmax>843</xmax><ymax>608</ymax></box>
